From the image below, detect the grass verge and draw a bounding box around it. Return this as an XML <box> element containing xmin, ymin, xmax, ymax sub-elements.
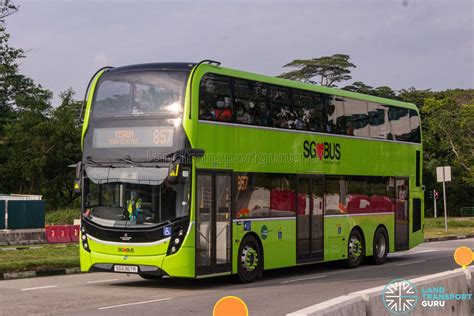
<box><xmin>0</xmin><ymin>244</ymin><xmax>79</xmax><ymax>274</ymax></box>
<box><xmin>424</xmin><ymin>217</ymin><xmax>474</xmax><ymax>239</ymax></box>
<box><xmin>45</xmin><ymin>209</ymin><xmax>80</xmax><ymax>225</ymax></box>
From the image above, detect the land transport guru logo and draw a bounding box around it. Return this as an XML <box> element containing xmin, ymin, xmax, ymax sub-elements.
<box><xmin>382</xmin><ymin>279</ymin><xmax>418</xmax><ymax>314</ymax></box>
<box><xmin>381</xmin><ymin>277</ymin><xmax>473</xmax><ymax>314</ymax></box>
<box><xmin>303</xmin><ymin>140</ymin><xmax>341</xmax><ymax>161</ymax></box>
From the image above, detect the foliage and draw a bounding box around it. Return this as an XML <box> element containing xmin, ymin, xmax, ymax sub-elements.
<box><xmin>278</xmin><ymin>54</ymin><xmax>356</xmax><ymax>87</ymax></box>
<box><xmin>0</xmin><ymin>2</ymin><xmax>82</xmax><ymax>209</ymax></box>
<box><xmin>45</xmin><ymin>208</ymin><xmax>80</xmax><ymax>225</ymax></box>
<box><xmin>342</xmin><ymin>81</ymin><xmax>398</xmax><ymax>99</ymax></box>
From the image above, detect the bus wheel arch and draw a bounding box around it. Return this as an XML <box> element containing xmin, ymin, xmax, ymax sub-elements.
<box><xmin>236</xmin><ymin>233</ymin><xmax>263</xmax><ymax>283</ymax></box>
<box><xmin>370</xmin><ymin>225</ymin><xmax>389</xmax><ymax>265</ymax></box>
<box><xmin>345</xmin><ymin>227</ymin><xmax>365</xmax><ymax>268</ymax></box>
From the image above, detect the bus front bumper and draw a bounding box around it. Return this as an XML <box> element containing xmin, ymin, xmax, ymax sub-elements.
<box><xmin>80</xmin><ymin>245</ymin><xmax>195</xmax><ymax>278</ymax></box>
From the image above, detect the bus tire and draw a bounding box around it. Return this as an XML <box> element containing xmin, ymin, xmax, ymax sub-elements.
<box><xmin>345</xmin><ymin>229</ymin><xmax>364</xmax><ymax>268</ymax></box>
<box><xmin>237</xmin><ymin>234</ymin><xmax>262</xmax><ymax>283</ymax></box>
<box><xmin>371</xmin><ymin>227</ymin><xmax>388</xmax><ymax>265</ymax></box>
<box><xmin>139</xmin><ymin>274</ymin><xmax>163</xmax><ymax>280</ymax></box>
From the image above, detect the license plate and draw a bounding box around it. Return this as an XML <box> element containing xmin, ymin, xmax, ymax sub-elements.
<box><xmin>114</xmin><ymin>265</ymin><xmax>138</xmax><ymax>273</ymax></box>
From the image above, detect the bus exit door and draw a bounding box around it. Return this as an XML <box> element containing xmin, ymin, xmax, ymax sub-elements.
<box><xmin>195</xmin><ymin>172</ymin><xmax>232</xmax><ymax>276</ymax></box>
<box><xmin>297</xmin><ymin>176</ymin><xmax>324</xmax><ymax>263</ymax></box>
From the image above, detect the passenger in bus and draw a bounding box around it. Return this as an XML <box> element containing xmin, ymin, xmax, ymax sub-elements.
<box><xmin>236</xmin><ymin>102</ymin><xmax>252</xmax><ymax>124</ymax></box>
<box><xmin>199</xmin><ymin>101</ymin><xmax>215</xmax><ymax>120</ymax></box>
<box><xmin>213</xmin><ymin>100</ymin><xmax>233</xmax><ymax>121</ymax></box>
<box><xmin>254</xmin><ymin>102</ymin><xmax>270</xmax><ymax>126</ymax></box>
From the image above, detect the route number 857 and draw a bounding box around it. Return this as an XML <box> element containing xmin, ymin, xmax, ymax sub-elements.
<box><xmin>237</xmin><ymin>176</ymin><xmax>249</xmax><ymax>191</ymax></box>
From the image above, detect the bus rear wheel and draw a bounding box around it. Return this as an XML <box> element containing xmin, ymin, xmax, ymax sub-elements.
<box><xmin>345</xmin><ymin>229</ymin><xmax>364</xmax><ymax>268</ymax></box>
<box><xmin>237</xmin><ymin>235</ymin><xmax>262</xmax><ymax>283</ymax></box>
<box><xmin>371</xmin><ymin>227</ymin><xmax>388</xmax><ymax>265</ymax></box>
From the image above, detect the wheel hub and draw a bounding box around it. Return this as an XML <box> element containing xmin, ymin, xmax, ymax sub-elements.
<box><xmin>349</xmin><ymin>237</ymin><xmax>362</xmax><ymax>261</ymax></box>
<box><xmin>241</xmin><ymin>245</ymin><xmax>258</xmax><ymax>272</ymax></box>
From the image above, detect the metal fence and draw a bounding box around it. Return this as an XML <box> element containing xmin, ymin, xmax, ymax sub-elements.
<box><xmin>0</xmin><ymin>195</ymin><xmax>45</xmax><ymax>230</ymax></box>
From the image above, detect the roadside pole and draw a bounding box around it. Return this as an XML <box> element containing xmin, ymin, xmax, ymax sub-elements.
<box><xmin>433</xmin><ymin>190</ymin><xmax>437</xmax><ymax>218</ymax></box>
<box><xmin>436</xmin><ymin>166</ymin><xmax>452</xmax><ymax>234</ymax></box>
<box><xmin>442</xmin><ymin>180</ymin><xmax>447</xmax><ymax>233</ymax></box>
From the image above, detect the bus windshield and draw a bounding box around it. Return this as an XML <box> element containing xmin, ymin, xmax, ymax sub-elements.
<box><xmin>83</xmin><ymin>167</ymin><xmax>190</xmax><ymax>228</ymax></box>
<box><xmin>91</xmin><ymin>70</ymin><xmax>188</xmax><ymax>119</ymax></box>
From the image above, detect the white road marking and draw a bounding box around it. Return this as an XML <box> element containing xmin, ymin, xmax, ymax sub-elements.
<box><xmin>281</xmin><ymin>274</ymin><xmax>327</xmax><ymax>284</ymax></box>
<box><xmin>21</xmin><ymin>285</ymin><xmax>58</xmax><ymax>291</ymax></box>
<box><xmin>86</xmin><ymin>279</ymin><xmax>119</xmax><ymax>284</ymax></box>
<box><xmin>395</xmin><ymin>259</ymin><xmax>426</xmax><ymax>266</ymax></box>
<box><xmin>389</xmin><ymin>249</ymin><xmax>436</xmax><ymax>257</ymax></box>
<box><xmin>98</xmin><ymin>298</ymin><xmax>172</xmax><ymax>310</ymax></box>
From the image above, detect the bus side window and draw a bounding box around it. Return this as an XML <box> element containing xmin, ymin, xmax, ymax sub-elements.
<box><xmin>368</xmin><ymin>103</ymin><xmax>392</xmax><ymax>140</ymax></box>
<box><xmin>408</xmin><ymin>109</ymin><xmax>421</xmax><ymax>143</ymax></box>
<box><xmin>343</xmin><ymin>99</ymin><xmax>369</xmax><ymax>137</ymax></box>
<box><xmin>325</xmin><ymin>97</ymin><xmax>346</xmax><ymax>135</ymax></box>
<box><xmin>234</xmin><ymin>79</ymin><xmax>257</xmax><ymax>125</ymax></box>
<box><xmin>199</xmin><ymin>74</ymin><xmax>233</xmax><ymax>122</ymax></box>
<box><xmin>293</xmin><ymin>89</ymin><xmax>319</xmax><ymax>131</ymax></box>
<box><xmin>270</xmin><ymin>85</ymin><xmax>292</xmax><ymax>129</ymax></box>
<box><xmin>389</xmin><ymin>107</ymin><xmax>411</xmax><ymax>141</ymax></box>
<box><xmin>254</xmin><ymin>82</ymin><xmax>271</xmax><ymax>127</ymax></box>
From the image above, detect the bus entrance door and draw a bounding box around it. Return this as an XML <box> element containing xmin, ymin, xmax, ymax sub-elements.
<box><xmin>297</xmin><ymin>176</ymin><xmax>324</xmax><ymax>263</ymax></box>
<box><xmin>395</xmin><ymin>177</ymin><xmax>409</xmax><ymax>251</ymax></box>
<box><xmin>195</xmin><ymin>172</ymin><xmax>232</xmax><ymax>276</ymax></box>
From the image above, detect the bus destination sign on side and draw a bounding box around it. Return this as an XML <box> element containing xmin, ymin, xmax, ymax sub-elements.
<box><xmin>92</xmin><ymin>127</ymin><xmax>174</xmax><ymax>148</ymax></box>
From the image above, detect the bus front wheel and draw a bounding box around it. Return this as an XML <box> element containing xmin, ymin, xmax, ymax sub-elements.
<box><xmin>345</xmin><ymin>229</ymin><xmax>364</xmax><ymax>268</ymax></box>
<box><xmin>237</xmin><ymin>235</ymin><xmax>262</xmax><ymax>283</ymax></box>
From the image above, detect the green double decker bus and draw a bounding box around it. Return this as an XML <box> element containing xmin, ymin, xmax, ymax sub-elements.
<box><xmin>78</xmin><ymin>60</ymin><xmax>424</xmax><ymax>283</ymax></box>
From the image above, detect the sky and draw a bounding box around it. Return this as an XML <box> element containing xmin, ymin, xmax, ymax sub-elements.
<box><xmin>6</xmin><ymin>0</ymin><xmax>474</xmax><ymax>104</ymax></box>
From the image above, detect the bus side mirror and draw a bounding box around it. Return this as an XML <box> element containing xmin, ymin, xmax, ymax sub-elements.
<box><xmin>74</xmin><ymin>162</ymin><xmax>82</xmax><ymax>194</ymax></box>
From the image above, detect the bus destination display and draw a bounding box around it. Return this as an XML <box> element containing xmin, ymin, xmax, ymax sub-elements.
<box><xmin>92</xmin><ymin>126</ymin><xmax>174</xmax><ymax>148</ymax></box>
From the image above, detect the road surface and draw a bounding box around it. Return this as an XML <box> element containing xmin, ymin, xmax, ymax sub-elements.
<box><xmin>0</xmin><ymin>239</ymin><xmax>471</xmax><ymax>315</ymax></box>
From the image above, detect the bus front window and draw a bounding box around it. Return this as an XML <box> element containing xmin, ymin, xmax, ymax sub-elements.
<box><xmin>83</xmin><ymin>169</ymin><xmax>190</xmax><ymax>228</ymax></box>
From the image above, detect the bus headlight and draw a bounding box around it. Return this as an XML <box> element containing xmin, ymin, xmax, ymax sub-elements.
<box><xmin>166</xmin><ymin>222</ymin><xmax>188</xmax><ymax>256</ymax></box>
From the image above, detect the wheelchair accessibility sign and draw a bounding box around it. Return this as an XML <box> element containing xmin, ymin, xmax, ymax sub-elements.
<box><xmin>163</xmin><ymin>226</ymin><xmax>172</xmax><ymax>236</ymax></box>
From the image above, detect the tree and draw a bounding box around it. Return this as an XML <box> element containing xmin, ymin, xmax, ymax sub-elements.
<box><xmin>278</xmin><ymin>54</ymin><xmax>356</xmax><ymax>87</ymax></box>
<box><xmin>343</xmin><ymin>81</ymin><xmax>398</xmax><ymax>99</ymax></box>
<box><xmin>342</xmin><ymin>81</ymin><xmax>373</xmax><ymax>94</ymax></box>
<box><xmin>43</xmin><ymin>89</ymin><xmax>82</xmax><ymax>208</ymax></box>
<box><xmin>0</xmin><ymin>0</ymin><xmax>23</xmax><ymax>134</ymax></box>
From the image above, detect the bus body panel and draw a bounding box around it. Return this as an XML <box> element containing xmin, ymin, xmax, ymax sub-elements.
<box><xmin>232</xmin><ymin>219</ymin><xmax>296</xmax><ymax>273</ymax></box>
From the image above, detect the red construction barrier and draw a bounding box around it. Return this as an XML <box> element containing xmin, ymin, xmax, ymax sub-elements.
<box><xmin>69</xmin><ymin>225</ymin><xmax>80</xmax><ymax>242</ymax></box>
<box><xmin>45</xmin><ymin>225</ymin><xmax>71</xmax><ymax>243</ymax></box>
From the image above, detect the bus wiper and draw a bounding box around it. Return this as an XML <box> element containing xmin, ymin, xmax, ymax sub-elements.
<box><xmin>85</xmin><ymin>156</ymin><xmax>114</xmax><ymax>167</ymax></box>
<box><xmin>120</xmin><ymin>155</ymin><xmax>170</xmax><ymax>165</ymax></box>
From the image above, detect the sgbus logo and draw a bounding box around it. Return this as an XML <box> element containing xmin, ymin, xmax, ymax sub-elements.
<box><xmin>118</xmin><ymin>247</ymin><xmax>134</xmax><ymax>253</ymax></box>
<box><xmin>303</xmin><ymin>140</ymin><xmax>341</xmax><ymax>160</ymax></box>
